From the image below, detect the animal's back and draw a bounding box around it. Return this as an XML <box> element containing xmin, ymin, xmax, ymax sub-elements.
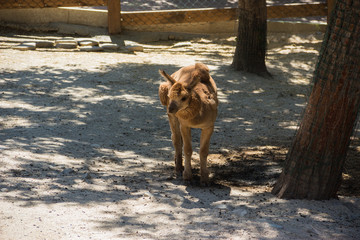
<box><xmin>172</xmin><ymin>63</ymin><xmax>217</xmax><ymax>100</ymax></box>
<box><xmin>174</xmin><ymin>63</ymin><xmax>218</xmax><ymax>128</ymax></box>
<box><xmin>191</xmin><ymin>79</ymin><xmax>218</xmax><ymax>128</ymax></box>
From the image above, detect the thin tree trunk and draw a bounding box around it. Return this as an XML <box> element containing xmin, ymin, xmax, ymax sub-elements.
<box><xmin>232</xmin><ymin>0</ymin><xmax>271</xmax><ymax>78</ymax></box>
<box><xmin>272</xmin><ymin>0</ymin><xmax>360</xmax><ymax>200</ymax></box>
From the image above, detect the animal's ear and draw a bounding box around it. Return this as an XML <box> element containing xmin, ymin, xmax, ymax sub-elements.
<box><xmin>159</xmin><ymin>70</ymin><xmax>176</xmax><ymax>85</ymax></box>
<box><xmin>187</xmin><ymin>73</ymin><xmax>201</xmax><ymax>90</ymax></box>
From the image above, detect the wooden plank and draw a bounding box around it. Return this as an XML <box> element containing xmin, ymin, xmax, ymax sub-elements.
<box><xmin>267</xmin><ymin>3</ymin><xmax>327</xmax><ymax>19</ymax></box>
<box><xmin>121</xmin><ymin>8</ymin><xmax>238</xmax><ymax>26</ymax></box>
<box><xmin>108</xmin><ymin>0</ymin><xmax>121</xmax><ymax>34</ymax></box>
<box><xmin>44</xmin><ymin>0</ymin><xmax>107</xmax><ymax>7</ymax></box>
<box><xmin>0</xmin><ymin>0</ymin><xmax>106</xmax><ymax>9</ymax></box>
<box><xmin>121</xmin><ymin>3</ymin><xmax>327</xmax><ymax>27</ymax></box>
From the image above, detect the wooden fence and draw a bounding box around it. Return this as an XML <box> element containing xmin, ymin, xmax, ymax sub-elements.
<box><xmin>0</xmin><ymin>0</ymin><xmax>336</xmax><ymax>34</ymax></box>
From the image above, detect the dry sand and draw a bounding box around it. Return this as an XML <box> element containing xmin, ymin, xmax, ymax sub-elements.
<box><xmin>0</xmin><ymin>28</ymin><xmax>359</xmax><ymax>239</ymax></box>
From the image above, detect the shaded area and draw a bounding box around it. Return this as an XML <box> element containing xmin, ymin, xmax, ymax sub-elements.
<box><xmin>340</xmin><ymin>138</ymin><xmax>360</xmax><ymax>197</ymax></box>
<box><xmin>0</xmin><ymin>29</ymin><xmax>358</xmax><ymax>203</ymax></box>
<box><xmin>0</xmin><ymin>62</ymin><xmax>176</xmax><ymax>206</ymax></box>
<box><xmin>210</xmin><ymin>147</ymin><xmax>287</xmax><ymax>188</ymax></box>
<box><xmin>0</xmin><ymin>29</ymin><xmax>359</xmax><ymax>239</ymax></box>
<box><xmin>209</xmin><ymin>144</ymin><xmax>360</xmax><ymax>197</ymax></box>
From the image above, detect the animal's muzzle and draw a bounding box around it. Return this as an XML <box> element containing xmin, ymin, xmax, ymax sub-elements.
<box><xmin>168</xmin><ymin>101</ymin><xmax>178</xmax><ymax>114</ymax></box>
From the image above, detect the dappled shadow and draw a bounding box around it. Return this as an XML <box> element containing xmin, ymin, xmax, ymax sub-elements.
<box><xmin>91</xmin><ymin>188</ymin><xmax>360</xmax><ymax>239</ymax></box>
<box><xmin>0</xmin><ymin>30</ymin><xmax>359</xmax><ymax>239</ymax></box>
<box><xmin>0</xmin><ymin>60</ymin><xmax>239</xmax><ymax>208</ymax></box>
<box><xmin>0</xmin><ymin>62</ymin><xmax>179</xmax><ymax>205</ymax></box>
<box><xmin>0</xmin><ymin>32</ymin><xmax>323</xmax><ymax>203</ymax></box>
<box><xmin>0</xmin><ymin>64</ymin><xmax>168</xmax><ymax>157</ymax></box>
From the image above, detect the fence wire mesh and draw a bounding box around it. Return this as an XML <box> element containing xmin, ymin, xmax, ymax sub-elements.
<box><xmin>118</xmin><ymin>0</ymin><xmax>327</xmax><ymax>32</ymax></box>
<box><xmin>1</xmin><ymin>0</ymin><xmax>328</xmax><ymax>33</ymax></box>
<box><xmin>120</xmin><ymin>0</ymin><xmax>238</xmax><ymax>11</ymax></box>
<box><xmin>120</xmin><ymin>0</ymin><xmax>239</xmax><ymax>33</ymax></box>
<box><xmin>0</xmin><ymin>0</ymin><xmax>106</xmax><ymax>9</ymax></box>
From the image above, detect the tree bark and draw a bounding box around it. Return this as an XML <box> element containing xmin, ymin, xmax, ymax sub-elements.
<box><xmin>232</xmin><ymin>0</ymin><xmax>271</xmax><ymax>78</ymax></box>
<box><xmin>272</xmin><ymin>0</ymin><xmax>360</xmax><ymax>200</ymax></box>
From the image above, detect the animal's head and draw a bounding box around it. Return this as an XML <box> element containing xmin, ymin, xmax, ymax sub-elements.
<box><xmin>159</xmin><ymin>69</ymin><xmax>201</xmax><ymax>114</ymax></box>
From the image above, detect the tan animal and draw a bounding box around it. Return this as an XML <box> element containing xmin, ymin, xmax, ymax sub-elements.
<box><xmin>158</xmin><ymin>63</ymin><xmax>218</xmax><ymax>184</ymax></box>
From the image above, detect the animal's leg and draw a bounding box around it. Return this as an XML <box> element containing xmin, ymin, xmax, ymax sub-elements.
<box><xmin>199</xmin><ymin>126</ymin><xmax>214</xmax><ymax>184</ymax></box>
<box><xmin>180</xmin><ymin>125</ymin><xmax>192</xmax><ymax>181</ymax></box>
<box><xmin>168</xmin><ymin>114</ymin><xmax>183</xmax><ymax>174</ymax></box>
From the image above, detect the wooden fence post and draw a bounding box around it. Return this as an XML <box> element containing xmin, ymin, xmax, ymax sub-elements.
<box><xmin>327</xmin><ymin>0</ymin><xmax>336</xmax><ymax>24</ymax></box>
<box><xmin>108</xmin><ymin>0</ymin><xmax>121</xmax><ymax>34</ymax></box>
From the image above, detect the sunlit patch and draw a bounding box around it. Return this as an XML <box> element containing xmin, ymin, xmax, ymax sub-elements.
<box><xmin>55</xmin><ymin>87</ymin><xmax>99</xmax><ymax>102</ymax></box>
<box><xmin>0</xmin><ymin>116</ymin><xmax>33</xmax><ymax>128</ymax></box>
<box><xmin>117</xmin><ymin>94</ymin><xmax>157</xmax><ymax>104</ymax></box>
<box><xmin>222</xmin><ymin>118</ymin><xmax>241</xmax><ymax>123</ymax></box>
<box><xmin>252</xmin><ymin>88</ymin><xmax>265</xmax><ymax>94</ymax></box>
<box><xmin>278</xmin><ymin>121</ymin><xmax>299</xmax><ymax>130</ymax></box>
<box><xmin>0</xmin><ymin>99</ymin><xmax>62</xmax><ymax>112</ymax></box>
<box><xmin>295</xmin><ymin>103</ymin><xmax>307</xmax><ymax>107</ymax></box>
<box><xmin>216</xmin><ymin>89</ymin><xmax>229</xmax><ymax>103</ymax></box>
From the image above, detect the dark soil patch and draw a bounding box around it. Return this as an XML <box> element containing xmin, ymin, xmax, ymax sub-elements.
<box><xmin>207</xmin><ymin>142</ymin><xmax>360</xmax><ymax>197</ymax></box>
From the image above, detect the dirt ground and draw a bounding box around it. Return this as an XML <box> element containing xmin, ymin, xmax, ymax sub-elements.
<box><xmin>0</xmin><ymin>26</ymin><xmax>359</xmax><ymax>239</ymax></box>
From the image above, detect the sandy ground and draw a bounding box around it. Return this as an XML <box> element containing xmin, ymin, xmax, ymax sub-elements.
<box><xmin>0</xmin><ymin>28</ymin><xmax>359</xmax><ymax>239</ymax></box>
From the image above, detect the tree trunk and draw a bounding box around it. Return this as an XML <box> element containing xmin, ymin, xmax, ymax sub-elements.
<box><xmin>272</xmin><ymin>0</ymin><xmax>360</xmax><ymax>200</ymax></box>
<box><xmin>232</xmin><ymin>0</ymin><xmax>271</xmax><ymax>78</ymax></box>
